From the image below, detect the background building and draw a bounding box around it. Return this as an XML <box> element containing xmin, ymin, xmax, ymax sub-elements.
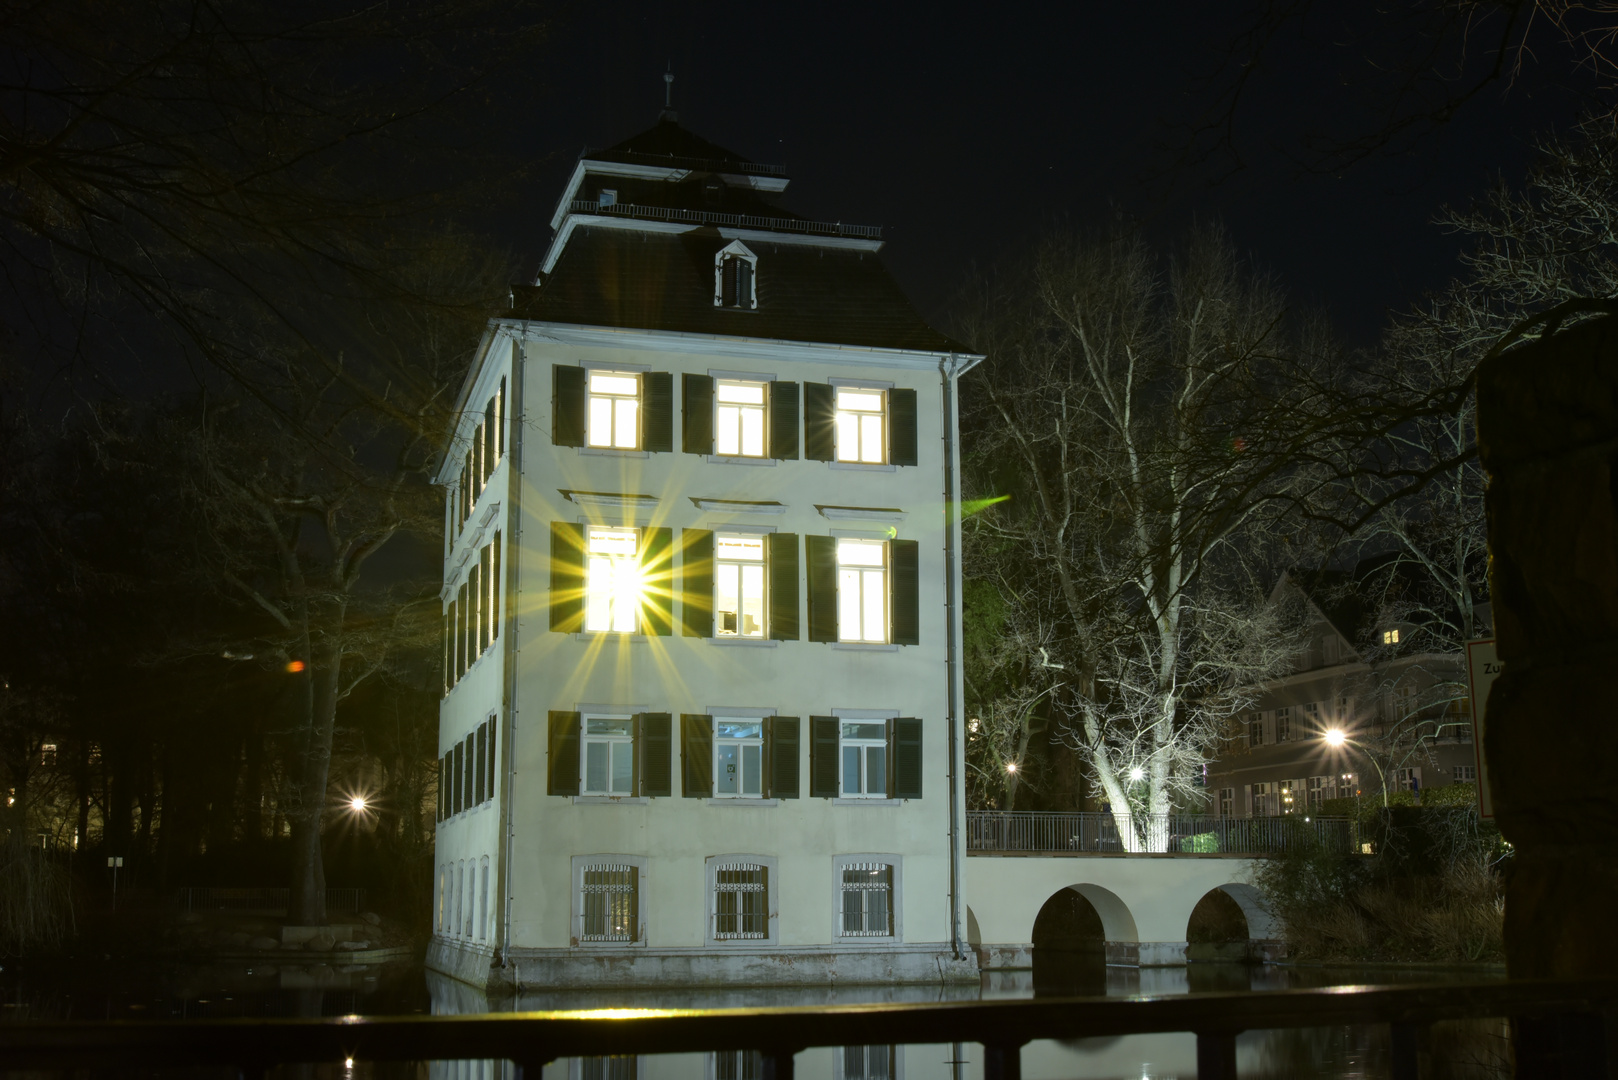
<box><xmin>1207</xmin><ymin>567</ymin><xmax>1487</xmax><ymax>818</ymax></box>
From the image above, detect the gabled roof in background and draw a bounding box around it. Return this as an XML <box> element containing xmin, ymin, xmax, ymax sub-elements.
<box><xmin>512</xmin><ymin>226</ymin><xmax>972</xmax><ymax>354</ymax></box>
<box><xmin>587</xmin><ymin>116</ymin><xmax>771</xmax><ymax>174</ymax></box>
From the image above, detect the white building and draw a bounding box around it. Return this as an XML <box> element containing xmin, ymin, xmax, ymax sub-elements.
<box><xmin>427</xmin><ymin>114</ymin><xmax>982</xmax><ymax>990</ymax></box>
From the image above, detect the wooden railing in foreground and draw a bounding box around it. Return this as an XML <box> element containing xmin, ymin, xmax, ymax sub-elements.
<box><xmin>0</xmin><ymin>979</ymin><xmax>1612</xmax><ymax>1080</ymax></box>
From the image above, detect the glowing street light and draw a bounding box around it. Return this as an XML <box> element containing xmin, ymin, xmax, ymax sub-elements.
<box><xmin>1005</xmin><ymin>762</ymin><xmax>1018</xmax><ymax>774</ymax></box>
<box><xmin>349</xmin><ymin>796</ymin><xmax>367</xmax><ymax>812</ymax></box>
<box><xmin>1323</xmin><ymin>728</ymin><xmax>1347</xmax><ymax>748</ymax></box>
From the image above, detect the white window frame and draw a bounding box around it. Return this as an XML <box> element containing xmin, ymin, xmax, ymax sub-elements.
<box><xmin>1248</xmin><ymin>714</ymin><xmax>1265</xmax><ymax>748</ymax></box>
<box><xmin>1274</xmin><ymin>707</ymin><xmax>1291</xmax><ymax>743</ymax></box>
<box><xmin>833</xmin><ymin>854</ymin><xmax>901</xmax><ymax>942</ymax></box>
<box><xmin>835</xmin><ymin>1046</ymin><xmax>902</xmax><ymax>1080</ymax></box>
<box><xmin>833</xmin><ymin>386</ymin><xmax>887</xmax><ymax>464</ymax></box>
<box><xmin>838</xmin><ymin>719</ymin><xmax>889</xmax><ymax>798</ymax></box>
<box><xmin>1395</xmin><ymin>766</ymin><xmax>1423</xmax><ymax>793</ymax></box>
<box><xmin>1279</xmin><ymin>779</ymin><xmax>1296</xmax><ymax>814</ymax></box>
<box><xmin>580</xmin><ymin>712</ymin><xmax>636</xmax><ymax>796</ymax></box>
<box><xmin>1454</xmin><ymin>764</ymin><xmax>1477</xmax><ymax>782</ymax></box>
<box><xmin>705</xmin><ymin>854</ymin><xmax>777</xmax><ymax>946</ymax></box>
<box><xmin>572</xmin><ymin>854</ymin><xmax>647</xmax><ymax>947</ymax></box>
<box><xmin>1218</xmin><ymin>787</ymin><xmax>1234</xmax><ymax>818</ymax></box>
<box><xmin>714</xmin><ymin>379</ymin><xmax>768</xmax><ymax>458</ymax></box>
<box><xmin>586</xmin><ymin>370</ymin><xmax>642</xmax><ymax>449</ymax></box>
<box><xmin>584</xmin><ymin>527</ymin><xmax>642</xmax><ymax>634</ymax></box>
<box><xmin>1307</xmin><ymin>776</ymin><xmax>1329</xmax><ymax>810</ymax></box>
<box><xmin>713</xmin><ymin>717</ymin><xmax>766</xmax><ymax>798</ymax></box>
<box><xmin>713</xmin><ymin>240</ymin><xmax>758</xmax><ymax>310</ymax></box>
<box><xmin>714</xmin><ymin>532</ymin><xmax>767</xmax><ymax>639</ymax></box>
<box><xmin>836</xmin><ymin>539</ymin><xmax>888</xmax><ymax>643</ymax></box>
<box><xmin>1252</xmin><ymin>781</ymin><xmax>1273</xmax><ymax>816</ymax></box>
<box><xmin>478</xmin><ymin>856</ymin><xmax>490</xmax><ymax>941</ymax></box>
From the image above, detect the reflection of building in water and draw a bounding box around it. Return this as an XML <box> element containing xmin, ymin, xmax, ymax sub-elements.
<box><xmin>427</xmin><ymin>107</ymin><xmax>980</xmax><ymax>991</ymax></box>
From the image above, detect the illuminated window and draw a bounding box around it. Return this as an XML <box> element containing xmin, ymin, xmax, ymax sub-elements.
<box><xmin>836</xmin><ymin>539</ymin><xmax>887</xmax><ymax>642</ymax></box>
<box><xmin>839</xmin><ymin>862</ymin><xmax>894</xmax><ymax>937</ymax></box>
<box><xmin>582</xmin><ymin>715</ymin><xmax>635</xmax><ymax>796</ymax></box>
<box><xmin>715</xmin><ymin>380</ymin><xmax>767</xmax><ymax>457</ymax></box>
<box><xmin>580</xmin><ymin>863</ymin><xmax>638</xmax><ymax>941</ymax></box>
<box><xmin>585</xmin><ymin>527</ymin><xmax>641</xmax><ymax>633</ymax></box>
<box><xmin>834</xmin><ymin>388</ymin><xmax>886</xmax><ymax>463</ymax></box>
<box><xmin>715</xmin><ymin>533</ymin><xmax>766</xmax><ymax>638</ymax></box>
<box><xmin>1382</xmin><ymin>628</ymin><xmax>1400</xmax><ymax>645</ymax></box>
<box><xmin>712</xmin><ymin>862</ymin><xmax>768</xmax><ymax>939</ymax></box>
<box><xmin>587</xmin><ymin>372</ymin><xmax>640</xmax><ymax>449</ymax></box>
<box><xmin>713</xmin><ymin>719</ymin><xmax>764</xmax><ymax>798</ymax></box>
<box><xmin>40</xmin><ymin>743</ymin><xmax>56</xmax><ymax>766</ymax></box>
<box><xmin>841</xmin><ymin>721</ymin><xmax>888</xmax><ymax>797</ymax></box>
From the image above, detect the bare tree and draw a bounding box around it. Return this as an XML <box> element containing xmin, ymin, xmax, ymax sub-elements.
<box><xmin>959</xmin><ymin>225</ymin><xmax>1325</xmax><ymax>850</ymax></box>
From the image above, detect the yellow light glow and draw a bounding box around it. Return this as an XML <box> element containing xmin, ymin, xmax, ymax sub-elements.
<box><xmin>1324</xmin><ymin>729</ymin><xmax>1347</xmax><ymax>747</ymax></box>
<box><xmin>350</xmin><ymin>797</ymin><xmax>367</xmax><ymax>812</ymax></box>
<box><xmin>1005</xmin><ymin>762</ymin><xmax>1017</xmax><ymax>773</ymax></box>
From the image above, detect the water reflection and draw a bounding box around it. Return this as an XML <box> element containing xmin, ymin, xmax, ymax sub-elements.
<box><xmin>425</xmin><ymin>961</ymin><xmax>1508</xmax><ymax>1080</ymax></box>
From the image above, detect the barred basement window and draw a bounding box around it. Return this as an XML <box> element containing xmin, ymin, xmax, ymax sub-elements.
<box><xmin>840</xmin><ymin>862</ymin><xmax>893</xmax><ymax>937</ymax></box>
<box><xmin>713</xmin><ymin>863</ymin><xmax>768</xmax><ymax>940</ymax></box>
<box><xmin>581</xmin><ymin>865</ymin><xmax>638</xmax><ymax>942</ymax></box>
<box><xmin>838</xmin><ymin>1046</ymin><xmax>897</xmax><ymax>1080</ymax></box>
<box><xmin>711</xmin><ymin>1051</ymin><xmax>762</xmax><ymax>1080</ymax></box>
<box><xmin>579</xmin><ymin>1058</ymin><xmax>637</xmax><ymax>1080</ymax></box>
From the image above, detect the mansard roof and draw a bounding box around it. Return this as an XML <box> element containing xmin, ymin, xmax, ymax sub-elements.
<box><xmin>587</xmin><ymin>116</ymin><xmax>772</xmax><ymax>175</ymax></box>
<box><xmin>511</xmin><ymin>226</ymin><xmax>971</xmax><ymax>354</ymax></box>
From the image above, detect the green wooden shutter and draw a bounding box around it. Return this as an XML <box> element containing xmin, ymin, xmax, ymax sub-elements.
<box><xmin>810</xmin><ymin>716</ymin><xmax>840</xmax><ymax>798</ymax></box>
<box><xmin>491</xmin><ymin>531</ymin><xmax>502</xmax><ymax>641</ymax></box>
<box><xmin>769</xmin><ymin>381</ymin><xmax>800</xmax><ymax>459</ymax></box>
<box><xmin>452</xmin><ymin>739</ymin><xmax>465</xmax><ymax>811</ymax></box>
<box><xmin>889</xmin><ymin>388</ymin><xmax>918</xmax><ymax>466</ymax></box>
<box><xmin>553</xmin><ymin>365</ymin><xmax>586</xmax><ymax>447</ymax></box>
<box><xmin>890</xmin><ymin>539</ymin><xmax>920</xmax><ymax>646</ymax></box>
<box><xmin>475</xmin><ymin>723</ymin><xmax>487</xmax><ymax>803</ymax></box>
<box><xmin>682</xmin><ymin>714</ymin><xmax>713</xmax><ymax>797</ymax></box>
<box><xmin>641</xmin><ymin>713</ymin><xmax>672</xmax><ymax>797</ymax></box>
<box><xmin>437</xmin><ymin>754</ymin><xmax>447</xmax><ymax>820</ymax></box>
<box><xmin>549</xmin><ymin>522</ymin><xmax>585</xmax><ymax>632</ymax></box>
<box><xmin>769</xmin><ymin>717</ymin><xmax>800</xmax><ymax>799</ymax></box>
<box><xmin>891</xmin><ymin>717</ymin><xmax>923</xmax><ymax>799</ymax></box>
<box><xmin>767</xmin><ymin>532</ymin><xmax>799</xmax><ymax>641</ymax></box>
<box><xmin>804</xmin><ymin>382</ymin><xmax>835</xmax><ymax>461</ymax></box>
<box><xmin>642</xmin><ymin>527</ymin><xmax>674</xmax><ymax>636</ymax></box>
<box><xmin>806</xmin><ymin>535</ymin><xmax>838</xmax><ymax>642</ymax></box>
<box><xmin>644</xmin><ymin>371</ymin><xmax>674</xmax><ymax>452</ymax></box>
<box><xmin>463</xmin><ymin>734</ymin><xmax>475</xmax><ymax>810</ymax></box>
<box><xmin>548</xmin><ymin>711</ymin><xmax>580</xmax><ymax>796</ymax></box>
<box><xmin>486</xmin><ymin>718</ymin><xmax>498</xmax><ymax>801</ymax></box>
<box><xmin>683</xmin><ymin>374</ymin><xmax>714</xmax><ymax>454</ymax></box>
<box><xmin>681</xmin><ymin>529</ymin><xmax>715</xmax><ymax>637</ymax></box>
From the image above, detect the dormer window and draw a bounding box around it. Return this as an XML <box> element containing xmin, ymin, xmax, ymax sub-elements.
<box><xmin>597</xmin><ymin>188</ymin><xmax>617</xmax><ymax>209</ymax></box>
<box><xmin>715</xmin><ymin>241</ymin><xmax>757</xmax><ymax>309</ymax></box>
<box><xmin>1382</xmin><ymin>629</ymin><xmax>1400</xmax><ymax>645</ymax></box>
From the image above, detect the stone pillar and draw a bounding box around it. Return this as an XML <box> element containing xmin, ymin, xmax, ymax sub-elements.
<box><xmin>1477</xmin><ymin>315</ymin><xmax>1618</xmax><ymax>979</ymax></box>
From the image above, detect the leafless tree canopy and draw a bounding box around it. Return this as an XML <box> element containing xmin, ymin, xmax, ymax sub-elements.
<box><xmin>958</xmin><ymin>226</ymin><xmax>1329</xmax><ymax>845</ymax></box>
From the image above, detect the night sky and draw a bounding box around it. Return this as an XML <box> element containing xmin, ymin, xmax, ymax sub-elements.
<box><xmin>500</xmin><ymin>2</ymin><xmax>1591</xmax><ymax>348</ymax></box>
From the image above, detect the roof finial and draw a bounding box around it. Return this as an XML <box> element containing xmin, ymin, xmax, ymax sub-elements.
<box><xmin>661</xmin><ymin>65</ymin><xmax>677</xmax><ymax>122</ymax></box>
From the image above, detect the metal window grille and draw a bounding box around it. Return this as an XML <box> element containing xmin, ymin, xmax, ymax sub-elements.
<box><xmin>841</xmin><ymin>1046</ymin><xmax>894</xmax><ymax>1080</ymax></box>
<box><xmin>713</xmin><ymin>1051</ymin><xmax>762</xmax><ymax>1080</ymax></box>
<box><xmin>713</xmin><ymin>864</ymin><xmax>768</xmax><ymax>939</ymax></box>
<box><xmin>581</xmin><ymin>865</ymin><xmax>637</xmax><ymax>942</ymax></box>
<box><xmin>840</xmin><ymin>863</ymin><xmax>893</xmax><ymax>937</ymax></box>
<box><xmin>582</xmin><ymin>1057</ymin><xmax>636</xmax><ymax>1080</ymax></box>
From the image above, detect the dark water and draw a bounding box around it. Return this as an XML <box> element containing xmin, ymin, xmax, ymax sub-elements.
<box><xmin>0</xmin><ymin>958</ymin><xmax>1510</xmax><ymax>1079</ymax></box>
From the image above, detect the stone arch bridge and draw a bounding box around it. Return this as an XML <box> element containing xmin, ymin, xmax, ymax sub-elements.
<box><xmin>963</xmin><ymin>811</ymin><xmax>1350</xmax><ymax>968</ymax></box>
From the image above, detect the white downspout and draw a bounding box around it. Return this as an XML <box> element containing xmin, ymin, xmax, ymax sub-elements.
<box><xmin>939</xmin><ymin>351</ymin><xmax>977</xmax><ymax>964</ymax></box>
<box><xmin>498</xmin><ymin>336</ymin><xmax>526</xmax><ymax>975</ymax></box>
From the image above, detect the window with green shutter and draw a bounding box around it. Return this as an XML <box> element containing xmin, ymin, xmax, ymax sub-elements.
<box><xmin>640</xmin><ymin>713</ymin><xmax>672</xmax><ymax>797</ymax></box>
<box><xmin>680</xmin><ymin>530</ymin><xmax>715</xmax><ymax>637</ymax></box>
<box><xmin>767</xmin><ymin>533</ymin><xmax>799</xmax><ymax>640</ymax></box>
<box><xmin>769</xmin><ymin>381</ymin><xmax>800</xmax><ymax>459</ymax></box>
<box><xmin>548</xmin><ymin>711</ymin><xmax>581</xmax><ymax>796</ymax></box>
<box><xmin>683</xmin><ymin>374</ymin><xmax>714</xmax><ymax>454</ymax></box>
<box><xmin>682</xmin><ymin>714</ymin><xmax>713</xmax><ymax>797</ymax></box>
<box><xmin>549</xmin><ymin>522</ymin><xmax>585</xmax><ymax>632</ymax></box>
<box><xmin>810</xmin><ymin>716</ymin><xmax>839</xmax><ymax>798</ymax></box>
<box><xmin>890</xmin><ymin>717</ymin><xmax>923</xmax><ymax>799</ymax></box>
<box><xmin>769</xmin><ymin>717</ymin><xmax>799</xmax><ymax>798</ymax></box>
<box><xmin>553</xmin><ymin>366</ymin><xmax>587</xmax><ymax>447</ymax></box>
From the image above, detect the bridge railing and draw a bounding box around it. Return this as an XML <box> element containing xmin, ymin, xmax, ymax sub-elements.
<box><xmin>0</xmin><ymin>979</ymin><xmax>1610</xmax><ymax>1079</ymax></box>
<box><xmin>966</xmin><ymin>811</ymin><xmax>1354</xmax><ymax>855</ymax></box>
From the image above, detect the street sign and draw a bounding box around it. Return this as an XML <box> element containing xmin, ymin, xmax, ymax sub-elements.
<box><xmin>1465</xmin><ymin>639</ymin><xmax>1500</xmax><ymax>819</ymax></box>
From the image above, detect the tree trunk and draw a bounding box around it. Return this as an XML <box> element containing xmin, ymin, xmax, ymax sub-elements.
<box><xmin>287</xmin><ymin>617</ymin><xmax>344</xmax><ymax>925</ymax></box>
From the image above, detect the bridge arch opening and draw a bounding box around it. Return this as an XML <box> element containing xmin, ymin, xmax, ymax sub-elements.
<box><xmin>1030</xmin><ymin>884</ymin><xmax>1138</xmax><ymax>994</ymax></box>
<box><xmin>1186</xmin><ymin>883</ymin><xmax>1279</xmax><ymax>963</ymax></box>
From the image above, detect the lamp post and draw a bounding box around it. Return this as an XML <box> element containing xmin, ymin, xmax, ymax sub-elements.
<box><xmin>1324</xmin><ymin>728</ymin><xmax>1390</xmax><ymax>809</ymax></box>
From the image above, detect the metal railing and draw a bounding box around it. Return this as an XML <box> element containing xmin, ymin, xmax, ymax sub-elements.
<box><xmin>0</xmin><ymin>979</ymin><xmax>1610</xmax><ymax>1079</ymax></box>
<box><xmin>967</xmin><ymin>811</ymin><xmax>1354</xmax><ymax>856</ymax></box>
<box><xmin>176</xmin><ymin>887</ymin><xmax>368</xmax><ymax>913</ymax></box>
<box><xmin>569</xmin><ymin>200</ymin><xmax>883</xmax><ymax>239</ymax></box>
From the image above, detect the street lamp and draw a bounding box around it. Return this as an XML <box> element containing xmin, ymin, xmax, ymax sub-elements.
<box><xmin>349</xmin><ymin>796</ymin><xmax>367</xmax><ymax>812</ymax></box>
<box><xmin>1323</xmin><ymin>728</ymin><xmax>1390</xmax><ymax>810</ymax></box>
